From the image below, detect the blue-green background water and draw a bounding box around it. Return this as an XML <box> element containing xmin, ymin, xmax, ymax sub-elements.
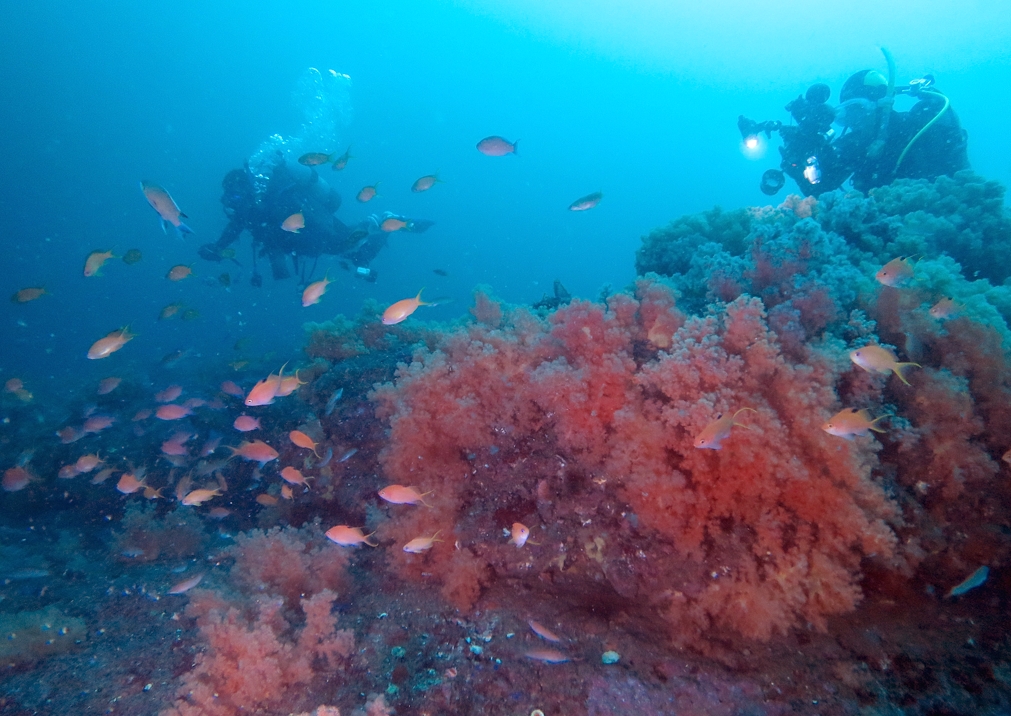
<box><xmin>2</xmin><ymin>0</ymin><xmax>1010</xmax><ymax>398</ymax></box>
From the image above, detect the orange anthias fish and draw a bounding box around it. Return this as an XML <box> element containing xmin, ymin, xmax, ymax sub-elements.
<box><xmin>325</xmin><ymin>525</ymin><xmax>378</xmax><ymax>547</ymax></box>
<box><xmin>382</xmin><ymin>289</ymin><xmax>433</xmax><ymax>325</ymax></box>
<box><xmin>280</xmin><ymin>466</ymin><xmax>312</xmax><ymax>487</ymax></box>
<box><xmin>88</xmin><ymin>328</ymin><xmax>135</xmax><ymax>360</ymax></box>
<box><xmin>356</xmin><ymin>183</ymin><xmax>380</xmax><ymax>202</ymax></box>
<box><xmin>245</xmin><ymin>364</ymin><xmax>286</xmax><ymax>406</ymax></box>
<box><xmin>298</xmin><ymin>151</ymin><xmax>344</xmax><ymax>167</ymax></box>
<box><xmin>476</xmin><ymin>136</ymin><xmax>518</xmax><ymax>156</ymax></box>
<box><xmin>302</xmin><ymin>272</ymin><xmax>331</xmax><ymax>307</ymax></box>
<box><xmin>233</xmin><ymin>415</ymin><xmax>260</xmax><ymax>432</ymax></box>
<box><xmin>140</xmin><ymin>181</ymin><xmax>193</xmax><ymax>236</ymax></box>
<box><xmin>11</xmin><ymin>287</ymin><xmax>47</xmax><ymax>303</ymax></box>
<box><xmin>403</xmin><ymin>531</ymin><xmax>442</xmax><ymax>553</ymax></box>
<box><xmin>289</xmin><ymin>430</ymin><xmax>320</xmax><ymax>456</ymax></box>
<box><xmin>875</xmin><ymin>256</ymin><xmax>917</xmax><ymax>287</ymax></box>
<box><xmin>167</xmin><ymin>265</ymin><xmax>193</xmax><ymax>281</ymax></box>
<box><xmin>528</xmin><ymin>620</ymin><xmax>562</xmax><ymax>642</ymax></box>
<box><xmin>229</xmin><ymin>440</ymin><xmax>279</xmax><ymax>466</ymax></box>
<box><xmin>568</xmin><ymin>191</ymin><xmax>603</xmax><ymax>212</ymax></box>
<box><xmin>693</xmin><ymin>408</ymin><xmax>756</xmax><ymax>450</ymax></box>
<box><xmin>221</xmin><ymin>380</ymin><xmax>244</xmax><ymax>397</ymax></box>
<box><xmin>168</xmin><ymin>572</ymin><xmax>204</xmax><ymax>595</ymax></box>
<box><xmin>97</xmin><ymin>377</ymin><xmax>122</xmax><ymax>395</ymax></box>
<box><xmin>331</xmin><ymin>146</ymin><xmax>353</xmax><ymax>171</ymax></box>
<box><xmin>159</xmin><ymin>303</ymin><xmax>183</xmax><ymax>320</ymax></box>
<box><xmin>380</xmin><ymin>217</ymin><xmax>411</xmax><ymax>232</ymax></box>
<box><xmin>3</xmin><ymin>466</ymin><xmax>32</xmax><ymax>492</ymax></box>
<box><xmin>155</xmin><ymin>384</ymin><xmax>183</xmax><ymax>403</ymax></box>
<box><xmin>378</xmin><ymin>484</ymin><xmax>432</xmax><ymax>506</ymax></box>
<box><xmin>508</xmin><ymin>522</ymin><xmax>531</xmax><ymax>548</ymax></box>
<box><xmin>181</xmin><ymin>488</ymin><xmax>221</xmax><ymax>506</ymax></box>
<box><xmin>84</xmin><ymin>250</ymin><xmax>117</xmax><ymax>277</ymax></box>
<box><xmin>282</xmin><ymin>212</ymin><xmax>305</xmax><ymax>233</ymax></box>
<box><xmin>822</xmin><ymin>408</ymin><xmax>889</xmax><ymax>439</ymax></box>
<box><xmin>116</xmin><ymin>472</ymin><xmax>146</xmax><ymax>494</ymax></box>
<box><xmin>849</xmin><ymin>345</ymin><xmax>920</xmax><ymax>385</ymax></box>
<box><xmin>75</xmin><ymin>453</ymin><xmax>103</xmax><ymax>473</ymax></box>
<box><xmin>411</xmin><ymin>174</ymin><xmax>441</xmax><ymax>193</ymax></box>
<box><xmin>156</xmin><ymin>404</ymin><xmax>192</xmax><ymax>420</ymax></box>
<box><xmin>524</xmin><ymin>648</ymin><xmax>569</xmax><ymax>663</ymax></box>
<box><xmin>275</xmin><ymin>370</ymin><xmax>306</xmax><ymax>397</ymax></box>
<box><xmin>929</xmin><ymin>296</ymin><xmax>963</xmax><ymax>320</ymax></box>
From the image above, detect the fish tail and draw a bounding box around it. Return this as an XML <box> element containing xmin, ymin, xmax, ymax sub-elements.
<box><xmin>893</xmin><ymin>362</ymin><xmax>921</xmax><ymax>385</ymax></box>
<box><xmin>512</xmin><ymin>140</ymin><xmax>519</xmax><ymax>155</ymax></box>
<box><xmin>732</xmin><ymin>407</ymin><xmax>757</xmax><ymax>428</ymax></box>
<box><xmin>364</xmin><ymin>530</ymin><xmax>379</xmax><ymax>548</ymax></box>
<box><xmin>869</xmin><ymin>414</ymin><xmax>892</xmax><ymax>432</ymax></box>
<box><xmin>176</xmin><ymin>223</ymin><xmax>194</xmax><ymax>237</ymax></box>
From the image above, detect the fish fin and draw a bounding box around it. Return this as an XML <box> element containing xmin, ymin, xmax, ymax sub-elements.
<box><xmin>893</xmin><ymin>362</ymin><xmax>921</xmax><ymax>385</ymax></box>
<box><xmin>180</xmin><ymin>212</ymin><xmax>189</xmax><ymax>219</ymax></box>
<box><xmin>176</xmin><ymin>223</ymin><xmax>194</xmax><ymax>237</ymax></box>
<box><xmin>161</xmin><ymin>219</ymin><xmax>169</xmax><ymax>234</ymax></box>
<box><xmin>513</xmin><ymin>140</ymin><xmax>519</xmax><ymax>155</ymax></box>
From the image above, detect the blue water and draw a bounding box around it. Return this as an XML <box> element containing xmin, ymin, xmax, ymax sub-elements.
<box><xmin>4</xmin><ymin>1</ymin><xmax>1009</xmax><ymax>402</ymax></box>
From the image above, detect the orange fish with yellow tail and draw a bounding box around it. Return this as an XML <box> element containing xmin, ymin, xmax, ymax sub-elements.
<box><xmin>325</xmin><ymin>525</ymin><xmax>377</xmax><ymax>547</ymax></box>
<box><xmin>693</xmin><ymin>408</ymin><xmax>756</xmax><ymax>450</ymax></box>
<box><xmin>849</xmin><ymin>345</ymin><xmax>920</xmax><ymax>385</ymax></box>
<box><xmin>822</xmin><ymin>408</ymin><xmax>889</xmax><ymax>439</ymax></box>
<box><xmin>88</xmin><ymin>327</ymin><xmax>135</xmax><ymax>360</ymax></box>
<box><xmin>302</xmin><ymin>272</ymin><xmax>331</xmax><ymax>306</ymax></box>
<box><xmin>382</xmin><ymin>289</ymin><xmax>433</xmax><ymax>325</ymax></box>
<box><xmin>403</xmin><ymin>531</ymin><xmax>442</xmax><ymax>553</ymax></box>
<box><xmin>84</xmin><ymin>250</ymin><xmax>117</xmax><ymax>277</ymax></box>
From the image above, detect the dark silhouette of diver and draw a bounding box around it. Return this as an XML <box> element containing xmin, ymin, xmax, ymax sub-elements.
<box><xmin>199</xmin><ymin>153</ymin><xmax>434</xmax><ymax>286</ymax></box>
<box><xmin>738</xmin><ymin>50</ymin><xmax>969</xmax><ymax>198</ymax></box>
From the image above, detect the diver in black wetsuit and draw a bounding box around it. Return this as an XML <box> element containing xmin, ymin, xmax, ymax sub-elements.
<box><xmin>738</xmin><ymin>57</ymin><xmax>970</xmax><ymax>198</ymax></box>
<box><xmin>199</xmin><ymin>154</ymin><xmax>434</xmax><ymax>285</ymax></box>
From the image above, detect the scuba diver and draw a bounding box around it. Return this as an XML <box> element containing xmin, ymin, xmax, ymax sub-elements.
<box><xmin>738</xmin><ymin>50</ymin><xmax>970</xmax><ymax>198</ymax></box>
<box><xmin>199</xmin><ymin>152</ymin><xmax>434</xmax><ymax>286</ymax></box>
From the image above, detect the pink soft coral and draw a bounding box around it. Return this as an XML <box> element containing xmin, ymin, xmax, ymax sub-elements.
<box><xmin>163</xmin><ymin>589</ymin><xmax>353</xmax><ymax>716</ymax></box>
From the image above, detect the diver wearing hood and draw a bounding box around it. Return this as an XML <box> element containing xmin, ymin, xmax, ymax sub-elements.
<box><xmin>739</xmin><ymin>56</ymin><xmax>969</xmax><ymax>198</ymax></box>
<box><xmin>198</xmin><ymin>154</ymin><xmax>389</xmax><ymax>284</ymax></box>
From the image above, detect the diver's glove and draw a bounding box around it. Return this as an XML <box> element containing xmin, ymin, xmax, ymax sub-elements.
<box><xmin>198</xmin><ymin>244</ymin><xmax>224</xmax><ymax>262</ymax></box>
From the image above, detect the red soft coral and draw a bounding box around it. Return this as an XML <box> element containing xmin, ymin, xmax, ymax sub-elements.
<box><xmin>229</xmin><ymin>525</ymin><xmax>349</xmax><ymax>608</ymax></box>
<box><xmin>371</xmin><ymin>281</ymin><xmax>900</xmax><ymax>645</ymax></box>
<box><xmin>164</xmin><ymin>589</ymin><xmax>353</xmax><ymax>716</ymax></box>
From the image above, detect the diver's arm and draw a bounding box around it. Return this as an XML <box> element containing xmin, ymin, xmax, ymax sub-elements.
<box><xmin>199</xmin><ymin>220</ymin><xmax>244</xmax><ymax>262</ymax></box>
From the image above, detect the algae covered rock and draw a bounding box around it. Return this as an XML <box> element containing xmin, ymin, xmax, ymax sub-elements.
<box><xmin>0</xmin><ymin>605</ymin><xmax>85</xmax><ymax>665</ymax></box>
